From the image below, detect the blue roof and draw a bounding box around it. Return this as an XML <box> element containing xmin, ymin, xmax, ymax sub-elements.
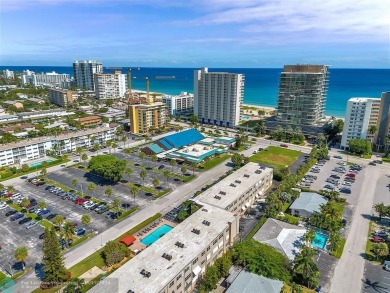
<box><xmin>158</xmin><ymin>139</ymin><xmax>173</xmax><ymax>150</ymax></box>
<box><xmin>148</xmin><ymin>143</ymin><xmax>164</xmax><ymax>154</ymax></box>
<box><xmin>160</xmin><ymin>129</ymin><xmax>205</xmax><ymax>149</ymax></box>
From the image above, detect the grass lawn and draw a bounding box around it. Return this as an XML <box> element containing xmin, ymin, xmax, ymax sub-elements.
<box><xmin>277</xmin><ymin>214</ymin><xmax>300</xmax><ymax>225</ymax></box>
<box><xmin>0</xmin><ymin>271</ymin><xmax>6</xmax><ymax>282</ymax></box>
<box><xmin>330</xmin><ymin>237</ymin><xmax>346</xmax><ymax>259</ymax></box>
<box><xmin>240</xmin><ymin>119</ymin><xmax>260</xmax><ymax>127</ymax></box>
<box><xmin>39</xmin><ymin>219</ymin><xmax>53</xmax><ymax>229</ymax></box>
<box><xmin>250</xmin><ymin>146</ymin><xmax>301</xmax><ymax>168</ymax></box>
<box><xmin>282</xmin><ymin>202</ymin><xmax>291</xmax><ymax>212</ymax></box>
<box><xmin>198</xmin><ymin>154</ymin><xmax>231</xmax><ymax>171</ymax></box>
<box><xmin>365</xmin><ymin>220</ymin><xmax>381</xmax><ymax>264</ymax></box>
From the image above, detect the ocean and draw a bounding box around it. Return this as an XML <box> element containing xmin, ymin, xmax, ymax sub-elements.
<box><xmin>1</xmin><ymin>66</ymin><xmax>389</xmax><ymax>118</ymax></box>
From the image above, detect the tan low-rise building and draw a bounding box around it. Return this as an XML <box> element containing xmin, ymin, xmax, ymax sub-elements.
<box><xmin>78</xmin><ymin>115</ymin><xmax>101</xmax><ymax>126</ymax></box>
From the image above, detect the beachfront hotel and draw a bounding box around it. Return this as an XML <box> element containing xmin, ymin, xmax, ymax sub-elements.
<box><xmin>0</xmin><ymin>125</ymin><xmax>117</xmax><ymax>167</ymax></box>
<box><xmin>341</xmin><ymin>97</ymin><xmax>380</xmax><ymax>149</ymax></box>
<box><xmin>21</xmin><ymin>71</ymin><xmax>72</xmax><ymax>88</ymax></box>
<box><xmin>94</xmin><ymin>70</ymin><xmax>127</xmax><ymax>99</ymax></box>
<box><xmin>194</xmin><ymin>67</ymin><xmax>244</xmax><ymax>127</ymax></box>
<box><xmin>129</xmin><ymin>96</ymin><xmax>169</xmax><ymax>134</ymax></box>
<box><xmin>73</xmin><ymin>60</ymin><xmax>103</xmax><ymax>91</ymax></box>
<box><xmin>276</xmin><ymin>64</ymin><xmax>329</xmax><ymax>125</ymax></box>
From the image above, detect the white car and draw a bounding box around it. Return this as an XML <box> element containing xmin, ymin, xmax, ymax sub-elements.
<box><xmin>16</xmin><ymin>197</ymin><xmax>27</xmax><ymax>205</ymax></box>
<box><xmin>83</xmin><ymin>201</ymin><xmax>95</xmax><ymax>209</ymax></box>
<box><xmin>11</xmin><ymin>193</ymin><xmax>22</xmax><ymax>200</ymax></box>
<box><xmin>342</xmin><ymin>181</ymin><xmax>352</xmax><ymax>186</ymax></box>
<box><xmin>26</xmin><ymin>221</ymin><xmax>38</xmax><ymax>229</ymax></box>
<box><xmin>0</xmin><ymin>202</ymin><xmax>8</xmax><ymax>210</ymax></box>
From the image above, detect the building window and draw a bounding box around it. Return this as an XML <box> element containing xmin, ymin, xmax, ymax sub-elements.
<box><xmin>169</xmin><ymin>281</ymin><xmax>174</xmax><ymax>288</ymax></box>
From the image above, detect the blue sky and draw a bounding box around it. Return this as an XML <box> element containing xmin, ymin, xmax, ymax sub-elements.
<box><xmin>0</xmin><ymin>0</ymin><xmax>389</xmax><ymax>68</ymax></box>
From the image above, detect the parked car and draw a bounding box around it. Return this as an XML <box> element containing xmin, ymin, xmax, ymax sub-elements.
<box><xmin>346</xmin><ymin>173</ymin><xmax>356</xmax><ymax>178</ymax></box>
<box><xmin>340</xmin><ymin>187</ymin><xmax>351</xmax><ymax>194</ymax></box>
<box><xmin>96</xmin><ymin>205</ymin><xmax>109</xmax><ymax>214</ymax></box>
<box><xmin>74</xmin><ymin>227</ymin><xmax>86</xmax><ymax>236</ymax></box>
<box><xmin>3</xmin><ymin>193</ymin><xmax>14</xmax><ymax>198</ymax></box>
<box><xmin>330</xmin><ymin>174</ymin><xmax>341</xmax><ymax>179</ymax></box>
<box><xmin>334</xmin><ymin>155</ymin><xmax>343</xmax><ymax>159</ymax></box>
<box><xmin>324</xmin><ymin>184</ymin><xmax>335</xmax><ymax>190</ymax></box>
<box><xmin>374</xmin><ymin>231</ymin><xmax>389</xmax><ymax>238</ymax></box>
<box><xmin>372</xmin><ymin>236</ymin><xmax>386</xmax><ymax>243</ymax></box>
<box><xmin>10</xmin><ymin>213</ymin><xmax>24</xmax><ymax>221</ymax></box>
<box><xmin>46</xmin><ymin>213</ymin><xmax>57</xmax><ymax>221</ymax></box>
<box><xmin>5</xmin><ymin>210</ymin><xmax>17</xmax><ymax>217</ymax></box>
<box><xmin>39</xmin><ymin>233</ymin><xmax>45</xmax><ymax>240</ymax></box>
<box><xmin>369</xmin><ymin>161</ymin><xmax>377</xmax><ymax>166</ymax></box>
<box><xmin>83</xmin><ymin>201</ymin><xmax>95</xmax><ymax>209</ymax></box>
<box><xmin>310</xmin><ymin>169</ymin><xmax>320</xmax><ymax>173</ymax></box>
<box><xmin>105</xmin><ymin>211</ymin><xmax>122</xmax><ymax>219</ymax></box>
<box><xmin>19</xmin><ymin>217</ymin><xmax>32</xmax><ymax>225</ymax></box>
<box><xmin>305</xmin><ymin>175</ymin><xmax>317</xmax><ymax>180</ymax></box>
<box><xmin>38</xmin><ymin>209</ymin><xmax>51</xmax><ymax>217</ymax></box>
<box><xmin>342</xmin><ymin>181</ymin><xmax>352</xmax><ymax>186</ymax></box>
<box><xmin>158</xmin><ymin>165</ymin><xmax>165</xmax><ymax>170</ymax></box>
<box><xmin>26</xmin><ymin>221</ymin><xmax>38</xmax><ymax>229</ymax></box>
<box><xmin>90</xmin><ymin>204</ymin><xmax>100</xmax><ymax>211</ymax></box>
<box><xmin>280</xmin><ymin>144</ymin><xmax>288</xmax><ymax>148</ymax></box>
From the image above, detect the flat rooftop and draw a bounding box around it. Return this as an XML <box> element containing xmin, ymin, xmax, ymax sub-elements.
<box><xmin>195</xmin><ymin>162</ymin><xmax>273</xmax><ymax>210</ymax></box>
<box><xmin>175</xmin><ymin>143</ymin><xmax>215</xmax><ymax>157</ymax></box>
<box><xmin>88</xmin><ymin>204</ymin><xmax>235</xmax><ymax>293</ymax></box>
<box><xmin>349</xmin><ymin>97</ymin><xmax>380</xmax><ymax>103</ymax></box>
<box><xmin>0</xmin><ymin>126</ymin><xmax>114</xmax><ymax>151</ymax></box>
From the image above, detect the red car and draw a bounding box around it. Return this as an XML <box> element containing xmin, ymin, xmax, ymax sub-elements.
<box><xmin>280</xmin><ymin>144</ymin><xmax>288</xmax><ymax>148</ymax></box>
<box><xmin>74</xmin><ymin>198</ymin><xmax>88</xmax><ymax>205</ymax></box>
<box><xmin>372</xmin><ymin>236</ymin><xmax>385</xmax><ymax>243</ymax></box>
<box><xmin>346</xmin><ymin>173</ymin><xmax>356</xmax><ymax>178</ymax></box>
<box><xmin>3</xmin><ymin>193</ymin><xmax>13</xmax><ymax>198</ymax></box>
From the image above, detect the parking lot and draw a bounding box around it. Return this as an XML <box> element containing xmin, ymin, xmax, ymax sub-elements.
<box><xmin>314</xmin><ymin>251</ymin><xmax>338</xmax><ymax>292</ymax></box>
<box><xmin>363</xmin><ymin>261</ymin><xmax>390</xmax><ymax>293</ymax></box>
<box><xmin>0</xmin><ymin>178</ymin><xmax>118</xmax><ymax>274</ymax></box>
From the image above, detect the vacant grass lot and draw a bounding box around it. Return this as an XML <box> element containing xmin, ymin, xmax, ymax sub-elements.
<box><xmin>250</xmin><ymin>146</ymin><xmax>301</xmax><ymax>169</ymax></box>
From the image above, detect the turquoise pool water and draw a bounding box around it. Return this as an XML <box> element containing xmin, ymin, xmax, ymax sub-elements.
<box><xmin>242</xmin><ymin>115</ymin><xmax>250</xmax><ymax>120</ymax></box>
<box><xmin>311</xmin><ymin>232</ymin><xmax>329</xmax><ymax>250</ymax></box>
<box><xmin>140</xmin><ymin>224</ymin><xmax>173</xmax><ymax>247</ymax></box>
<box><xmin>29</xmin><ymin>159</ymin><xmax>55</xmax><ymax>168</ymax></box>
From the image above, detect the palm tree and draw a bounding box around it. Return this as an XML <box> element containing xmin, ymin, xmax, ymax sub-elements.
<box><xmin>303</xmin><ymin>229</ymin><xmax>316</xmax><ymax>246</ymax></box>
<box><xmin>14</xmin><ymin>246</ymin><xmax>28</xmax><ymax>271</ymax></box>
<box><xmin>81</xmin><ymin>153</ymin><xmax>88</xmax><ymax>167</ymax></box>
<box><xmin>190</xmin><ymin>162</ymin><xmax>197</xmax><ymax>175</ymax></box>
<box><xmin>124</xmin><ymin>167</ymin><xmax>133</xmax><ymax>179</ymax></box>
<box><xmin>63</xmin><ymin>221</ymin><xmax>75</xmax><ymax>247</ymax></box>
<box><xmin>329</xmin><ymin>231</ymin><xmax>342</xmax><ymax>252</ymax></box>
<box><xmin>123</xmin><ymin>148</ymin><xmax>131</xmax><ymax>157</ymax></box>
<box><xmin>152</xmin><ymin>178</ymin><xmax>160</xmax><ymax>189</ymax></box>
<box><xmin>112</xmin><ymin>142</ymin><xmax>118</xmax><ymax>152</ymax></box>
<box><xmin>21</xmin><ymin>198</ymin><xmax>30</xmax><ymax>209</ymax></box>
<box><xmin>64</xmin><ymin>278</ymin><xmax>85</xmax><ymax>293</ymax></box>
<box><xmin>293</xmin><ymin>246</ymin><xmax>318</xmax><ymax>288</ymax></box>
<box><xmin>53</xmin><ymin>215</ymin><xmax>65</xmax><ymax>228</ymax></box>
<box><xmin>104</xmin><ymin>187</ymin><xmax>113</xmax><ymax>200</ymax></box>
<box><xmin>106</xmin><ymin>140</ymin><xmax>113</xmax><ymax>154</ymax></box>
<box><xmin>163</xmin><ymin>170</ymin><xmax>170</xmax><ymax>186</ymax></box>
<box><xmin>130</xmin><ymin>185</ymin><xmax>140</xmax><ymax>203</ymax></box>
<box><xmin>374</xmin><ymin>242</ymin><xmax>389</xmax><ymax>261</ymax></box>
<box><xmin>169</xmin><ymin>159</ymin><xmax>176</xmax><ymax>173</ymax></box>
<box><xmin>76</xmin><ymin>147</ymin><xmax>83</xmax><ymax>156</ymax></box>
<box><xmin>72</xmin><ymin>178</ymin><xmax>78</xmax><ymax>189</ymax></box>
<box><xmin>112</xmin><ymin>198</ymin><xmax>121</xmax><ymax>212</ymax></box>
<box><xmin>40</xmin><ymin>167</ymin><xmax>47</xmax><ymax>178</ymax></box>
<box><xmin>121</xmin><ymin>136</ymin><xmax>127</xmax><ymax>148</ymax></box>
<box><xmin>151</xmin><ymin>155</ymin><xmax>158</xmax><ymax>168</ymax></box>
<box><xmin>38</xmin><ymin>200</ymin><xmax>47</xmax><ymax>210</ymax></box>
<box><xmin>180</xmin><ymin>166</ymin><xmax>187</xmax><ymax>176</ymax></box>
<box><xmin>140</xmin><ymin>169</ymin><xmax>147</xmax><ymax>185</ymax></box>
<box><xmin>81</xmin><ymin>214</ymin><xmax>91</xmax><ymax>233</ymax></box>
<box><xmin>139</xmin><ymin>152</ymin><xmax>146</xmax><ymax>165</ymax></box>
<box><xmin>87</xmin><ymin>182</ymin><xmax>96</xmax><ymax>193</ymax></box>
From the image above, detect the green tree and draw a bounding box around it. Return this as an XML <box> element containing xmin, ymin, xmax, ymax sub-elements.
<box><xmin>88</xmin><ymin>155</ymin><xmax>127</xmax><ymax>182</ymax></box>
<box><xmin>169</xmin><ymin>159</ymin><xmax>176</xmax><ymax>173</ymax></box>
<box><xmin>63</xmin><ymin>221</ymin><xmax>75</xmax><ymax>247</ymax></box>
<box><xmin>53</xmin><ymin>215</ymin><xmax>65</xmax><ymax>228</ymax></box>
<box><xmin>87</xmin><ymin>182</ymin><xmax>96</xmax><ymax>192</ymax></box>
<box><xmin>231</xmin><ymin>153</ymin><xmax>243</xmax><ymax>167</ymax></box>
<box><xmin>20</xmin><ymin>198</ymin><xmax>30</xmax><ymax>208</ymax></box>
<box><xmin>72</xmin><ymin>178</ymin><xmax>78</xmax><ymax>188</ymax></box>
<box><xmin>152</xmin><ymin>178</ymin><xmax>160</xmax><ymax>189</ymax></box>
<box><xmin>190</xmin><ymin>162</ymin><xmax>197</xmax><ymax>175</ymax></box>
<box><xmin>329</xmin><ymin>231</ymin><xmax>342</xmax><ymax>252</ymax></box>
<box><xmin>293</xmin><ymin>246</ymin><xmax>319</xmax><ymax>289</ymax></box>
<box><xmin>199</xmin><ymin>265</ymin><xmax>219</xmax><ymax>292</ymax></box>
<box><xmin>93</xmin><ymin>143</ymin><xmax>100</xmax><ymax>152</ymax></box>
<box><xmin>348</xmin><ymin>138</ymin><xmax>372</xmax><ymax>154</ymax></box>
<box><xmin>63</xmin><ymin>278</ymin><xmax>85</xmax><ymax>293</ymax></box>
<box><xmin>40</xmin><ymin>167</ymin><xmax>47</xmax><ymax>178</ymax></box>
<box><xmin>139</xmin><ymin>152</ymin><xmax>146</xmax><ymax>165</ymax></box>
<box><xmin>374</xmin><ymin>242</ymin><xmax>389</xmax><ymax>261</ymax></box>
<box><xmin>112</xmin><ymin>198</ymin><xmax>121</xmax><ymax>212</ymax></box>
<box><xmin>14</xmin><ymin>246</ymin><xmax>28</xmax><ymax>271</ymax></box>
<box><xmin>125</xmin><ymin>166</ymin><xmax>133</xmax><ymax>178</ymax></box>
<box><xmin>130</xmin><ymin>185</ymin><xmax>140</xmax><ymax>203</ymax></box>
<box><xmin>42</xmin><ymin>228</ymin><xmax>67</xmax><ymax>283</ymax></box>
<box><xmin>189</xmin><ymin>114</ymin><xmax>198</xmax><ymax>125</ymax></box>
<box><xmin>21</xmin><ymin>164</ymin><xmax>30</xmax><ymax>173</ymax></box>
<box><xmin>140</xmin><ymin>169</ymin><xmax>147</xmax><ymax>184</ymax></box>
<box><xmin>104</xmin><ymin>187</ymin><xmax>113</xmax><ymax>200</ymax></box>
<box><xmin>177</xmin><ymin>210</ymin><xmax>188</xmax><ymax>222</ymax></box>
<box><xmin>38</xmin><ymin>200</ymin><xmax>47</xmax><ymax>210</ymax></box>
<box><xmin>163</xmin><ymin>170</ymin><xmax>170</xmax><ymax>185</ymax></box>
<box><xmin>151</xmin><ymin>155</ymin><xmax>158</xmax><ymax>168</ymax></box>
<box><xmin>7</xmin><ymin>185</ymin><xmax>15</xmax><ymax>194</ymax></box>
<box><xmin>76</xmin><ymin>147</ymin><xmax>83</xmax><ymax>156</ymax></box>
<box><xmin>303</xmin><ymin>229</ymin><xmax>316</xmax><ymax>246</ymax></box>
<box><xmin>214</xmin><ymin>254</ymin><xmax>232</xmax><ymax>278</ymax></box>
<box><xmin>81</xmin><ymin>214</ymin><xmax>91</xmax><ymax>233</ymax></box>
<box><xmin>291</xmin><ymin>282</ymin><xmax>304</xmax><ymax>293</ymax></box>
<box><xmin>180</xmin><ymin>166</ymin><xmax>187</xmax><ymax>175</ymax></box>
<box><xmin>102</xmin><ymin>241</ymin><xmax>127</xmax><ymax>266</ymax></box>
<box><xmin>81</xmin><ymin>153</ymin><xmax>88</xmax><ymax>167</ymax></box>
<box><xmin>375</xmin><ymin>203</ymin><xmax>387</xmax><ymax>220</ymax></box>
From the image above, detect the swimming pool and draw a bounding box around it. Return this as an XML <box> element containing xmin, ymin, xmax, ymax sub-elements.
<box><xmin>29</xmin><ymin>159</ymin><xmax>55</xmax><ymax>168</ymax></box>
<box><xmin>140</xmin><ymin>224</ymin><xmax>173</xmax><ymax>247</ymax></box>
<box><xmin>242</xmin><ymin>115</ymin><xmax>250</xmax><ymax>120</ymax></box>
<box><xmin>311</xmin><ymin>232</ymin><xmax>329</xmax><ymax>250</ymax></box>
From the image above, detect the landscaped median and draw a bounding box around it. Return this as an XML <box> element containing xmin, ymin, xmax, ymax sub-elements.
<box><xmin>32</xmin><ymin>213</ymin><xmax>162</xmax><ymax>293</ymax></box>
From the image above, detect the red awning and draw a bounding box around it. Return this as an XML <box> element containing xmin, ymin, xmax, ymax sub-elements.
<box><xmin>120</xmin><ymin>235</ymin><xmax>136</xmax><ymax>246</ymax></box>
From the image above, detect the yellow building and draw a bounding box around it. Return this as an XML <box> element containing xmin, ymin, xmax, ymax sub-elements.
<box><xmin>129</xmin><ymin>98</ymin><xmax>168</xmax><ymax>134</ymax></box>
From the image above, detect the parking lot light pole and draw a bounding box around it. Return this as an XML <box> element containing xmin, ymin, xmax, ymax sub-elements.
<box><xmin>80</xmin><ymin>184</ymin><xmax>83</xmax><ymax>197</ymax></box>
<box><xmin>7</xmin><ymin>256</ymin><xmax>13</xmax><ymax>276</ymax></box>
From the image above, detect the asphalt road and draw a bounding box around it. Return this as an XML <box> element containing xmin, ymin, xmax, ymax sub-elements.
<box><xmin>362</xmin><ymin>261</ymin><xmax>390</xmax><ymax>293</ymax></box>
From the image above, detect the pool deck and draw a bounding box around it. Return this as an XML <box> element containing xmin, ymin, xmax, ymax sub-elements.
<box><xmin>28</xmin><ymin>156</ymin><xmax>55</xmax><ymax>167</ymax></box>
<box><xmin>129</xmin><ymin>219</ymin><xmax>177</xmax><ymax>253</ymax></box>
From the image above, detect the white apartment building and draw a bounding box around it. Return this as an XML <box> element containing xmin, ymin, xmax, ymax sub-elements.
<box><xmin>162</xmin><ymin>92</ymin><xmax>194</xmax><ymax>116</ymax></box>
<box><xmin>0</xmin><ymin>125</ymin><xmax>117</xmax><ymax>167</ymax></box>
<box><xmin>21</xmin><ymin>71</ymin><xmax>72</xmax><ymax>88</ymax></box>
<box><xmin>2</xmin><ymin>69</ymin><xmax>14</xmax><ymax>79</ymax></box>
<box><xmin>341</xmin><ymin>97</ymin><xmax>381</xmax><ymax>149</ymax></box>
<box><xmin>195</xmin><ymin>162</ymin><xmax>273</xmax><ymax>214</ymax></box>
<box><xmin>73</xmin><ymin>60</ymin><xmax>103</xmax><ymax>91</ymax></box>
<box><xmin>48</xmin><ymin>88</ymin><xmax>79</xmax><ymax>107</ymax></box>
<box><xmin>89</xmin><ymin>203</ymin><xmax>238</xmax><ymax>293</ymax></box>
<box><xmin>94</xmin><ymin>71</ymin><xmax>127</xmax><ymax>99</ymax></box>
<box><xmin>194</xmin><ymin>67</ymin><xmax>244</xmax><ymax>127</ymax></box>
<box><xmin>17</xmin><ymin>109</ymin><xmax>72</xmax><ymax>120</ymax></box>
